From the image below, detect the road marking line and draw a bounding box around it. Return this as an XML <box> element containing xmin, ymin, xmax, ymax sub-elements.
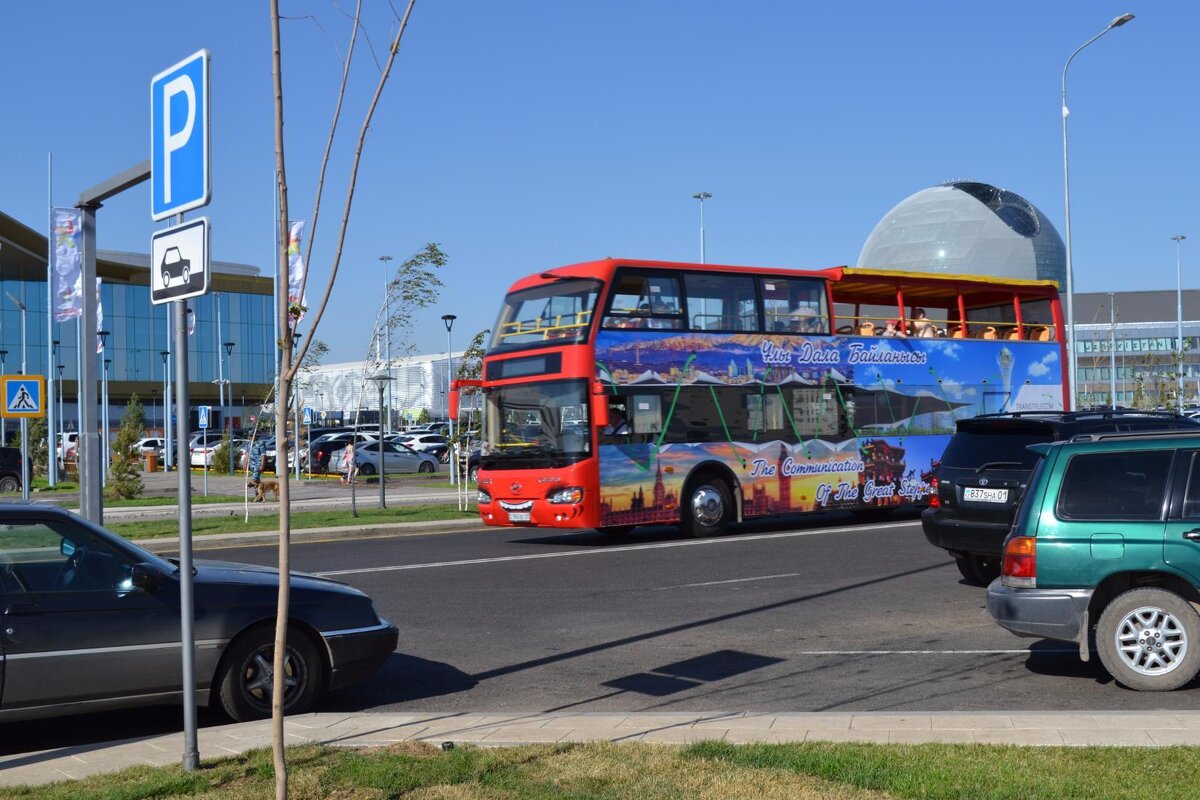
<box><xmin>653</xmin><ymin>573</ymin><xmax>801</xmax><ymax>590</ymax></box>
<box><xmin>792</xmin><ymin>649</ymin><xmax>1076</xmax><ymax>655</ymax></box>
<box><xmin>313</xmin><ymin>520</ymin><xmax>919</xmax><ymax>576</ymax></box>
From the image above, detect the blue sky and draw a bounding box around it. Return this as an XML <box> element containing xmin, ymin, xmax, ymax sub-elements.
<box><xmin>1</xmin><ymin>1</ymin><xmax>1196</xmax><ymax>363</ymax></box>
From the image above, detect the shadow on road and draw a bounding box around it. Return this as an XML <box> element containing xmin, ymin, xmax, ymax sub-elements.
<box><xmin>323</xmin><ymin>653</ymin><xmax>477</xmax><ymax>710</ymax></box>
<box><xmin>510</xmin><ymin>507</ymin><xmax>923</xmax><ymax>549</ymax></box>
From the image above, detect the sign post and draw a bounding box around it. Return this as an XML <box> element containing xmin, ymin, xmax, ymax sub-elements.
<box><xmin>152</xmin><ymin>48</ymin><xmax>210</xmax><ymax>773</ymax></box>
<box><xmin>198</xmin><ymin>405</ymin><xmax>211</xmax><ymax>496</ymax></box>
<box><xmin>1</xmin><ymin>375</ymin><xmax>47</xmax><ymax>501</ymax></box>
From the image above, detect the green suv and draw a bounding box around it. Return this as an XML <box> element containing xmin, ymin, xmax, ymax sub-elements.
<box><xmin>987</xmin><ymin>430</ymin><xmax>1200</xmax><ymax>691</ymax></box>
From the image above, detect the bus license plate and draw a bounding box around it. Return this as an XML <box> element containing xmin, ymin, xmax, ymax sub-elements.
<box><xmin>964</xmin><ymin>487</ymin><xmax>1008</xmax><ymax>503</ymax></box>
<box><xmin>508</xmin><ymin>511</ymin><xmax>531</xmax><ymax>522</ymax></box>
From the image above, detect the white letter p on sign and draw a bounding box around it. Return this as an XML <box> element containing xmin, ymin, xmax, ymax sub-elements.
<box><xmin>162</xmin><ymin>75</ymin><xmax>196</xmax><ymax>205</ymax></box>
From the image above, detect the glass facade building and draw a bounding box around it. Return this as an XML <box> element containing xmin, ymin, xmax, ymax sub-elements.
<box><xmin>1</xmin><ymin>211</ymin><xmax>274</xmax><ymax>432</ymax></box>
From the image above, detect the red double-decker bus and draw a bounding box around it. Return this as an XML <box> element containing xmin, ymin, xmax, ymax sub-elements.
<box><xmin>453</xmin><ymin>258</ymin><xmax>1066</xmax><ymax>536</ymax></box>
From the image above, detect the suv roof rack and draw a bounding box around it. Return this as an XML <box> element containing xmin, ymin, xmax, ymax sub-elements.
<box><xmin>1069</xmin><ymin>430</ymin><xmax>1200</xmax><ymax>443</ymax></box>
<box><xmin>973</xmin><ymin>409</ymin><xmax>1189</xmax><ymax>422</ymax></box>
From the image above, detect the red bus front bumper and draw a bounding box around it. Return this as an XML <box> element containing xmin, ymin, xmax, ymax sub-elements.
<box><xmin>475</xmin><ymin>460</ymin><xmax>600</xmax><ymax>529</ymax></box>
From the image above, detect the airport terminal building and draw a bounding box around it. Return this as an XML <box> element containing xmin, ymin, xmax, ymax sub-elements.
<box><xmin>1</xmin><ymin>210</ymin><xmax>274</xmax><ymax>434</ymax></box>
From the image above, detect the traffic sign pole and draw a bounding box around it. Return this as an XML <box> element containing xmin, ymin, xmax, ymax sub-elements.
<box><xmin>175</xmin><ymin>296</ymin><xmax>199</xmax><ymax>772</ymax></box>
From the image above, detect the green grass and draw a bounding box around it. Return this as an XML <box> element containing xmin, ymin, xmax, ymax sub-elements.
<box><xmin>104</xmin><ymin>503</ymin><xmax>480</xmax><ymax>540</ymax></box>
<box><xmin>13</xmin><ymin>740</ymin><xmax>1200</xmax><ymax>799</ymax></box>
<box><xmin>685</xmin><ymin>741</ymin><xmax>1200</xmax><ymax>800</ymax></box>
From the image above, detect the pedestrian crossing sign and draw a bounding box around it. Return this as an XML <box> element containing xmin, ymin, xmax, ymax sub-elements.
<box><xmin>1</xmin><ymin>375</ymin><xmax>46</xmax><ymax>418</ymax></box>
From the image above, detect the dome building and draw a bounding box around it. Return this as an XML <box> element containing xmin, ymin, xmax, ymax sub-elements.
<box><xmin>858</xmin><ymin>181</ymin><xmax>1066</xmax><ymax>287</ymax></box>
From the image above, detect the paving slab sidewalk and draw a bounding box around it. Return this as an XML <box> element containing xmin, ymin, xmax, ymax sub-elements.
<box><xmin>5</xmin><ymin>710</ymin><xmax>1200</xmax><ymax>786</ymax></box>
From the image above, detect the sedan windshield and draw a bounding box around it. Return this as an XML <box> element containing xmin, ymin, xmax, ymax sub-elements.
<box><xmin>483</xmin><ymin>379</ymin><xmax>590</xmax><ymax>469</ymax></box>
<box><xmin>489</xmin><ymin>279</ymin><xmax>602</xmax><ymax>352</ymax></box>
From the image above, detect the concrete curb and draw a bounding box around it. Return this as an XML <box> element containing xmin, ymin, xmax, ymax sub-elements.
<box><xmin>5</xmin><ymin>710</ymin><xmax>1200</xmax><ymax>786</ymax></box>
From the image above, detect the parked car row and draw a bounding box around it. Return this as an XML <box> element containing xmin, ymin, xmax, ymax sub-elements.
<box><xmin>922</xmin><ymin>409</ymin><xmax>1200</xmax><ymax>692</ymax></box>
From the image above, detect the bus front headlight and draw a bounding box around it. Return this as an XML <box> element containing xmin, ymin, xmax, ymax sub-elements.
<box><xmin>549</xmin><ymin>487</ymin><xmax>584</xmax><ymax>504</ymax></box>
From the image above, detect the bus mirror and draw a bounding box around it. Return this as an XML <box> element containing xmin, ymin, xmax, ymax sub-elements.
<box><xmin>449</xmin><ymin>381</ymin><xmax>460</xmax><ymax>420</ymax></box>
<box><xmin>591</xmin><ymin>391</ymin><xmax>610</xmax><ymax>429</ymax></box>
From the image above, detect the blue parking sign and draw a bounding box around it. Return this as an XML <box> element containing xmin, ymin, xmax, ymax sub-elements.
<box><xmin>151</xmin><ymin>50</ymin><xmax>210</xmax><ymax>221</ymax></box>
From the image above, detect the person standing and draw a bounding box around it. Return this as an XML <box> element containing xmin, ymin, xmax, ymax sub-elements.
<box><xmin>340</xmin><ymin>440</ymin><xmax>357</xmax><ymax>485</ymax></box>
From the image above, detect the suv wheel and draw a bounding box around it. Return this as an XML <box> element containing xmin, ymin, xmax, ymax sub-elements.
<box><xmin>1096</xmin><ymin>588</ymin><xmax>1200</xmax><ymax>691</ymax></box>
<box><xmin>953</xmin><ymin>554</ymin><xmax>1002</xmax><ymax>587</ymax></box>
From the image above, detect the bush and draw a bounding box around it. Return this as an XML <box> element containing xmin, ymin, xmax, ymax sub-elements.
<box><xmin>107</xmin><ymin>394</ymin><xmax>146</xmax><ymax>500</ymax></box>
<box><xmin>211</xmin><ymin>432</ymin><xmax>232</xmax><ymax>473</ymax></box>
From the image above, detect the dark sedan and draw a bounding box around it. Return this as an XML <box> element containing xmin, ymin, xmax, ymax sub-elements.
<box><xmin>0</xmin><ymin>504</ymin><xmax>397</xmax><ymax>723</ymax></box>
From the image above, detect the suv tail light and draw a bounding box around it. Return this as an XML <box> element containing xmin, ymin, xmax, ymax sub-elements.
<box><xmin>1001</xmin><ymin>536</ymin><xmax>1036</xmax><ymax>588</ymax></box>
<box><xmin>928</xmin><ymin>477</ymin><xmax>940</xmax><ymax>508</ymax></box>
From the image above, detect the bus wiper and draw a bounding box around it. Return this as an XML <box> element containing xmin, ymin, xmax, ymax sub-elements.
<box><xmin>976</xmin><ymin>461</ymin><xmax>1023</xmax><ymax>474</ymax></box>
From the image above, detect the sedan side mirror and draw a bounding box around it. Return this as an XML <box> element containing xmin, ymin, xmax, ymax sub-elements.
<box><xmin>130</xmin><ymin>563</ymin><xmax>162</xmax><ymax>592</ymax></box>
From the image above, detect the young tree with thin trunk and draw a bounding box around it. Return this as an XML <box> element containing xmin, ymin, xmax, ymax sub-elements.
<box><xmin>269</xmin><ymin>2</ymin><xmax>416</xmax><ymax>795</ymax></box>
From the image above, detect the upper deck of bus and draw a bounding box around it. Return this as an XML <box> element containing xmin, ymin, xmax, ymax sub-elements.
<box><xmin>488</xmin><ymin>258</ymin><xmax>1063</xmax><ymax>360</ymax></box>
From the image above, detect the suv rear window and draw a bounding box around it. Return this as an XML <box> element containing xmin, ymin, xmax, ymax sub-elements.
<box><xmin>940</xmin><ymin>430</ymin><xmax>1051</xmax><ymax>469</ymax></box>
<box><xmin>1057</xmin><ymin>450</ymin><xmax>1174</xmax><ymax>521</ymax></box>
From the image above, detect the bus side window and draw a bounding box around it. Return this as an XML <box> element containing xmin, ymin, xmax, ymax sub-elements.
<box><xmin>630</xmin><ymin>394</ymin><xmax>663</xmax><ymax>434</ymax></box>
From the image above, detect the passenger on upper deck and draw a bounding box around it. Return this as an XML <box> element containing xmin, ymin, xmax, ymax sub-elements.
<box><xmin>880</xmin><ymin>319</ymin><xmax>905</xmax><ymax>337</ymax></box>
<box><xmin>910</xmin><ymin>308</ymin><xmax>937</xmax><ymax>338</ymax></box>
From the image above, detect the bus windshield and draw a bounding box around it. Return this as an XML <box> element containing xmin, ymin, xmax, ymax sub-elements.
<box><xmin>483</xmin><ymin>379</ymin><xmax>591</xmax><ymax>469</ymax></box>
<box><xmin>489</xmin><ymin>279</ymin><xmax>602</xmax><ymax>352</ymax></box>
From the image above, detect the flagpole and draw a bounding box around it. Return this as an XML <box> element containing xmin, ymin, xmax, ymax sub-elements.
<box><xmin>47</xmin><ymin>153</ymin><xmax>58</xmax><ymax>486</ymax></box>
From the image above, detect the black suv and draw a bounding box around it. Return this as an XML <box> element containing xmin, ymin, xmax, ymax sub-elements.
<box><xmin>923</xmin><ymin>410</ymin><xmax>1200</xmax><ymax>585</ymax></box>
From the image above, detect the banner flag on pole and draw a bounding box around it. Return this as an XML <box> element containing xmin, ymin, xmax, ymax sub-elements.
<box><xmin>96</xmin><ymin>278</ymin><xmax>105</xmax><ymax>353</ymax></box>
<box><xmin>52</xmin><ymin>208</ymin><xmax>83</xmax><ymax>322</ymax></box>
<box><xmin>287</xmin><ymin>220</ymin><xmax>307</xmax><ymax>326</ymax></box>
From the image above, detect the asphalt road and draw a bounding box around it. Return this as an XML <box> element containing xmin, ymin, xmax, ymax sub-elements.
<box><xmin>7</xmin><ymin>511</ymin><xmax>1198</xmax><ymax>754</ymax></box>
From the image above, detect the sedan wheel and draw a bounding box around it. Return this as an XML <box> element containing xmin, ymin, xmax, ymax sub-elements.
<box><xmin>358</xmin><ymin>462</ymin><xmax>377</xmax><ymax>476</ymax></box>
<box><xmin>418</xmin><ymin>461</ymin><xmax>435</xmax><ymax>474</ymax></box>
<box><xmin>0</xmin><ymin>476</ymin><xmax>19</xmax><ymax>493</ymax></box>
<box><xmin>217</xmin><ymin>626</ymin><xmax>324</xmax><ymax>721</ymax></box>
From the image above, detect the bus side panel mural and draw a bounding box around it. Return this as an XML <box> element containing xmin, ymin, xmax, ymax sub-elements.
<box><xmin>594</xmin><ymin>330</ymin><xmax>1063</xmax><ymax>527</ymax></box>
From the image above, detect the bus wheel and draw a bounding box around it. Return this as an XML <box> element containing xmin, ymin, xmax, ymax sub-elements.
<box><xmin>683</xmin><ymin>478</ymin><xmax>732</xmax><ymax>538</ymax></box>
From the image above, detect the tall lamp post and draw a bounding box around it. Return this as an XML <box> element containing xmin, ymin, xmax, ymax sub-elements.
<box><xmin>442</xmin><ymin>314</ymin><xmax>457</xmax><ymax>485</ymax></box>
<box><xmin>224</xmin><ymin>341</ymin><xmax>235</xmax><ymax>474</ymax></box>
<box><xmin>1061</xmin><ymin>12</ymin><xmax>1135</xmax><ymax>410</ymax></box>
<box><xmin>5</xmin><ymin>293</ymin><xmax>29</xmax><ymax>500</ymax></box>
<box><xmin>692</xmin><ymin>192</ymin><xmax>712</xmax><ymax>264</ymax></box>
<box><xmin>56</xmin><ymin>364</ymin><xmax>64</xmax><ymax>462</ymax></box>
<box><xmin>1172</xmin><ymin>235</ymin><xmax>1187</xmax><ymax>411</ymax></box>
<box><xmin>98</xmin><ymin>330</ymin><xmax>110</xmax><ymax>485</ymax></box>
<box><xmin>49</xmin><ymin>339</ymin><xmax>59</xmax><ymax>486</ymax></box>
<box><xmin>0</xmin><ymin>350</ymin><xmax>6</xmax><ymax>447</ymax></box>
<box><xmin>160</xmin><ymin>350</ymin><xmax>171</xmax><ymax>470</ymax></box>
<box><xmin>380</xmin><ymin>255</ymin><xmax>393</xmax><ymax>435</ymax></box>
<box><xmin>369</xmin><ymin>372</ymin><xmax>392</xmax><ymax>508</ymax></box>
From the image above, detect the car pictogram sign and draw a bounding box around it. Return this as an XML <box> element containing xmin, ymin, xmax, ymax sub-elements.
<box><xmin>151</xmin><ymin>217</ymin><xmax>210</xmax><ymax>304</ymax></box>
<box><xmin>1</xmin><ymin>375</ymin><xmax>47</xmax><ymax>418</ymax></box>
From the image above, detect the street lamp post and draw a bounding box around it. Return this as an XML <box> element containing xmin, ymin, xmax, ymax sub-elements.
<box><xmin>5</xmin><ymin>293</ymin><xmax>30</xmax><ymax>500</ymax></box>
<box><xmin>380</xmin><ymin>255</ymin><xmax>393</xmax><ymax>436</ymax></box>
<box><xmin>1061</xmin><ymin>12</ymin><xmax>1134</xmax><ymax>410</ymax></box>
<box><xmin>224</xmin><ymin>342</ymin><xmax>235</xmax><ymax>474</ymax></box>
<box><xmin>1172</xmin><ymin>235</ymin><xmax>1187</xmax><ymax>412</ymax></box>
<box><xmin>692</xmin><ymin>192</ymin><xmax>712</xmax><ymax>264</ymax></box>
<box><xmin>56</xmin><ymin>364</ymin><xmax>64</xmax><ymax>463</ymax></box>
<box><xmin>98</xmin><ymin>330</ymin><xmax>110</xmax><ymax>485</ymax></box>
<box><xmin>369</xmin><ymin>373</ymin><xmax>392</xmax><ymax>509</ymax></box>
<box><xmin>0</xmin><ymin>351</ymin><xmax>6</xmax><ymax>448</ymax></box>
<box><xmin>160</xmin><ymin>350</ymin><xmax>171</xmax><ymax>470</ymax></box>
<box><xmin>442</xmin><ymin>314</ymin><xmax>457</xmax><ymax>485</ymax></box>
<box><xmin>49</xmin><ymin>339</ymin><xmax>59</xmax><ymax>486</ymax></box>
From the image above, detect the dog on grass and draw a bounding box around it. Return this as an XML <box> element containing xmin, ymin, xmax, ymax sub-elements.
<box><xmin>248</xmin><ymin>478</ymin><xmax>280</xmax><ymax>503</ymax></box>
